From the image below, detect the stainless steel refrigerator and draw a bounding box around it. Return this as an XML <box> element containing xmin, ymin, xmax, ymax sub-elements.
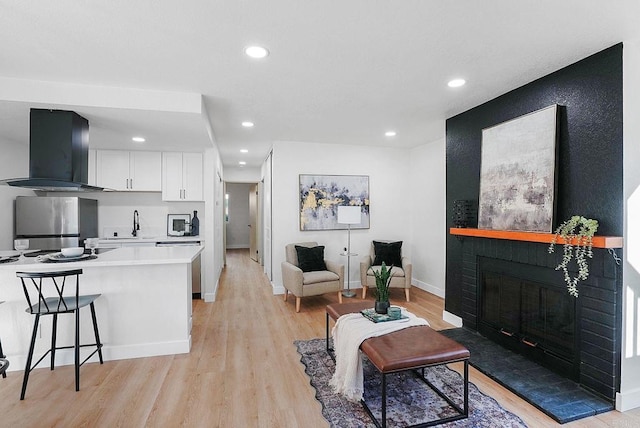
<box><xmin>15</xmin><ymin>196</ymin><xmax>98</xmax><ymax>250</ymax></box>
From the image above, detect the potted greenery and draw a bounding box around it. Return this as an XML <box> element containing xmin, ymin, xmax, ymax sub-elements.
<box><xmin>373</xmin><ymin>262</ymin><xmax>393</xmax><ymax>314</ymax></box>
<box><xmin>548</xmin><ymin>216</ymin><xmax>599</xmax><ymax>298</ymax></box>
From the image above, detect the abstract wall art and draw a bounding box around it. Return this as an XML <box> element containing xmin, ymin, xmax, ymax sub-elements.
<box><xmin>299</xmin><ymin>174</ymin><xmax>370</xmax><ymax>231</ymax></box>
<box><xmin>478</xmin><ymin>104</ymin><xmax>559</xmax><ymax>232</ymax></box>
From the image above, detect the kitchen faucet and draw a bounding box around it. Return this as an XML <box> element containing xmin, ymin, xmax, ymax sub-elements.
<box><xmin>132</xmin><ymin>210</ymin><xmax>140</xmax><ymax>237</ymax></box>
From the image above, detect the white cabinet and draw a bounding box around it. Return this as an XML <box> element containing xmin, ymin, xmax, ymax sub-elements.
<box><xmin>162</xmin><ymin>152</ymin><xmax>203</xmax><ymax>201</ymax></box>
<box><xmin>96</xmin><ymin>150</ymin><xmax>162</xmax><ymax>191</ymax></box>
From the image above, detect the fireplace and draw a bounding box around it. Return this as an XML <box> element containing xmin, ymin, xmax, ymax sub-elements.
<box><xmin>457</xmin><ymin>236</ymin><xmax>622</xmax><ymax>402</ymax></box>
<box><xmin>478</xmin><ymin>257</ymin><xmax>578</xmax><ymax>381</ymax></box>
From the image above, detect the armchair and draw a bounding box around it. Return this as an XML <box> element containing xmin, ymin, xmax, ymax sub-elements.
<box><xmin>360</xmin><ymin>240</ymin><xmax>412</xmax><ymax>301</ymax></box>
<box><xmin>281</xmin><ymin>242</ymin><xmax>344</xmax><ymax>312</ymax></box>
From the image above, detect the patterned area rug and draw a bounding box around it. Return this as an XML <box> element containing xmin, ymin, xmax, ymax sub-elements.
<box><xmin>295</xmin><ymin>338</ymin><xmax>528</xmax><ymax>427</ymax></box>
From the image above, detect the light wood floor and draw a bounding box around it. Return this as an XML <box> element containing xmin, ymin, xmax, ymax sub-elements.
<box><xmin>1</xmin><ymin>249</ymin><xmax>640</xmax><ymax>427</ymax></box>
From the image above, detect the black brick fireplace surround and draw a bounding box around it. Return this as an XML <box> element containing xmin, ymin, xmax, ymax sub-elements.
<box><xmin>445</xmin><ymin>44</ymin><xmax>623</xmax><ymax>405</ymax></box>
<box><xmin>457</xmin><ymin>237</ymin><xmax>622</xmax><ymax>401</ymax></box>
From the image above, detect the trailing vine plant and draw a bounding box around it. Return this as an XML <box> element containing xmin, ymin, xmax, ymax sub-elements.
<box><xmin>548</xmin><ymin>216</ymin><xmax>599</xmax><ymax>297</ymax></box>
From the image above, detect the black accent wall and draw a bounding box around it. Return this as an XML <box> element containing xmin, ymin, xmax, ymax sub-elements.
<box><xmin>445</xmin><ymin>44</ymin><xmax>623</xmax><ymax>316</ymax></box>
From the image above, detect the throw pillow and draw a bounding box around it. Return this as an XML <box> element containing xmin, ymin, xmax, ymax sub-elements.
<box><xmin>373</xmin><ymin>241</ymin><xmax>403</xmax><ymax>268</ymax></box>
<box><xmin>295</xmin><ymin>245</ymin><xmax>327</xmax><ymax>272</ymax></box>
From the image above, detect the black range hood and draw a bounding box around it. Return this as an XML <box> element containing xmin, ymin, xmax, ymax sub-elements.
<box><xmin>1</xmin><ymin>109</ymin><xmax>103</xmax><ymax>192</ymax></box>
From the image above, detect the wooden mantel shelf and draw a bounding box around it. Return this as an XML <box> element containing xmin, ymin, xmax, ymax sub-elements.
<box><xmin>450</xmin><ymin>228</ymin><xmax>623</xmax><ymax>249</ymax></box>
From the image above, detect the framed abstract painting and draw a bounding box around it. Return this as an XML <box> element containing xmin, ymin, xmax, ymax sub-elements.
<box><xmin>478</xmin><ymin>104</ymin><xmax>559</xmax><ymax>232</ymax></box>
<box><xmin>299</xmin><ymin>174</ymin><xmax>370</xmax><ymax>231</ymax></box>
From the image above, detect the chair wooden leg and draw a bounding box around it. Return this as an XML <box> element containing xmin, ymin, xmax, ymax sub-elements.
<box><xmin>295</xmin><ymin>297</ymin><xmax>301</xmax><ymax>313</ymax></box>
<box><xmin>405</xmin><ymin>288</ymin><xmax>410</xmax><ymax>302</ymax></box>
<box><xmin>284</xmin><ymin>289</ymin><xmax>288</xmax><ymax>302</ymax></box>
<box><xmin>362</xmin><ymin>286</ymin><xmax>367</xmax><ymax>299</ymax></box>
<box><xmin>338</xmin><ymin>291</ymin><xmax>343</xmax><ymax>304</ymax></box>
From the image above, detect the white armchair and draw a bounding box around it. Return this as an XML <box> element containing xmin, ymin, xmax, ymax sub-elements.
<box><xmin>360</xmin><ymin>240</ymin><xmax>412</xmax><ymax>301</ymax></box>
<box><xmin>281</xmin><ymin>242</ymin><xmax>344</xmax><ymax>312</ymax></box>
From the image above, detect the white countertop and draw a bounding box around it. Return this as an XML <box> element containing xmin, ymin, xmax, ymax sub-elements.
<box><xmin>0</xmin><ymin>245</ymin><xmax>203</xmax><ymax>270</ymax></box>
<box><xmin>99</xmin><ymin>236</ymin><xmax>204</xmax><ymax>244</ymax></box>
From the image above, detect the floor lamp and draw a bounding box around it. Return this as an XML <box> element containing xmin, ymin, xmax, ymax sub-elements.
<box><xmin>337</xmin><ymin>205</ymin><xmax>361</xmax><ymax>298</ymax></box>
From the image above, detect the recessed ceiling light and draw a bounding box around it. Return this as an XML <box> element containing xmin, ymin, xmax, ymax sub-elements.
<box><xmin>448</xmin><ymin>79</ymin><xmax>466</xmax><ymax>88</ymax></box>
<box><xmin>242</xmin><ymin>121</ymin><xmax>254</xmax><ymax>128</ymax></box>
<box><xmin>245</xmin><ymin>46</ymin><xmax>269</xmax><ymax>59</ymax></box>
<box><xmin>240</xmin><ymin>149</ymin><xmax>249</xmax><ymax>153</ymax></box>
<box><xmin>385</xmin><ymin>131</ymin><xmax>397</xmax><ymax>137</ymax></box>
<box><xmin>239</xmin><ymin>161</ymin><xmax>247</xmax><ymax>165</ymax></box>
<box><xmin>132</xmin><ymin>136</ymin><xmax>146</xmax><ymax>143</ymax></box>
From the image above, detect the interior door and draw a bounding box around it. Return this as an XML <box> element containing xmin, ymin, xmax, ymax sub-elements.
<box><xmin>249</xmin><ymin>183</ymin><xmax>258</xmax><ymax>262</ymax></box>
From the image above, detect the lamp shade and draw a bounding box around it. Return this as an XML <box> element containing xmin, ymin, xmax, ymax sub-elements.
<box><xmin>337</xmin><ymin>205</ymin><xmax>361</xmax><ymax>225</ymax></box>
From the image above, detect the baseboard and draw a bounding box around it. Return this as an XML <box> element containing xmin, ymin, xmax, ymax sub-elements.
<box><xmin>204</xmin><ymin>268</ymin><xmax>222</xmax><ymax>302</ymax></box>
<box><xmin>226</xmin><ymin>245</ymin><xmax>249</xmax><ymax>249</ymax></box>
<box><xmin>344</xmin><ymin>281</ymin><xmax>362</xmax><ymax>294</ymax></box>
<box><xmin>443</xmin><ymin>310</ymin><xmax>463</xmax><ymax>327</ymax></box>
<box><xmin>4</xmin><ymin>339</ymin><xmax>191</xmax><ymax>372</ymax></box>
<box><xmin>616</xmin><ymin>389</ymin><xmax>640</xmax><ymax>411</ymax></box>
<box><xmin>412</xmin><ymin>279</ymin><xmax>445</xmax><ymax>298</ymax></box>
<box><xmin>270</xmin><ymin>282</ymin><xmax>362</xmax><ymax>295</ymax></box>
<box><xmin>272</xmin><ymin>282</ymin><xmax>286</xmax><ymax>295</ymax></box>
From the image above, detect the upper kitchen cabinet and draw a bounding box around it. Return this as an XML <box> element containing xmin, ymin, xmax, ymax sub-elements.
<box><xmin>162</xmin><ymin>152</ymin><xmax>203</xmax><ymax>201</ymax></box>
<box><xmin>96</xmin><ymin>150</ymin><xmax>162</xmax><ymax>191</ymax></box>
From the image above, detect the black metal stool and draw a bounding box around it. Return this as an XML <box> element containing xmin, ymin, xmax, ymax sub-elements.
<box><xmin>17</xmin><ymin>269</ymin><xmax>104</xmax><ymax>400</ymax></box>
<box><xmin>0</xmin><ymin>301</ymin><xmax>8</xmax><ymax>378</ymax></box>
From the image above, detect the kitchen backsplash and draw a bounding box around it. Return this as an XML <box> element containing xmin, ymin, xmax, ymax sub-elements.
<box><xmin>49</xmin><ymin>191</ymin><xmax>205</xmax><ymax>238</ymax></box>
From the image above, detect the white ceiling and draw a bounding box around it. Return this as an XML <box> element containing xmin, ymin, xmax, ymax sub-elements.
<box><xmin>0</xmin><ymin>1</ymin><xmax>638</xmax><ymax>169</ymax></box>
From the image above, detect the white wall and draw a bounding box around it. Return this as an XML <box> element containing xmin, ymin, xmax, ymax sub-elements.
<box><xmin>409</xmin><ymin>137</ymin><xmax>446</xmax><ymax>297</ymax></box>
<box><xmin>618</xmin><ymin>36</ymin><xmax>640</xmax><ymax>411</ymax></box>
<box><xmin>225</xmin><ymin>182</ymin><xmax>251</xmax><ymax>249</ymax></box>
<box><xmin>0</xmin><ymin>138</ymin><xmax>35</xmax><ymax>249</ymax></box>
<box><xmin>224</xmin><ymin>166</ymin><xmax>261</xmax><ymax>183</ymax></box>
<box><xmin>270</xmin><ymin>140</ymin><xmax>414</xmax><ymax>293</ymax></box>
<box><xmin>203</xmin><ymin>147</ymin><xmax>225</xmax><ymax>302</ymax></box>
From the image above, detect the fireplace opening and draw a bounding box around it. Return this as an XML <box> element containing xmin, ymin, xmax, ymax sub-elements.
<box><xmin>478</xmin><ymin>257</ymin><xmax>579</xmax><ymax>381</ymax></box>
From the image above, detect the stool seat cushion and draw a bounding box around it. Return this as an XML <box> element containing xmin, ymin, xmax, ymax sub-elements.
<box><xmin>25</xmin><ymin>294</ymin><xmax>102</xmax><ymax>314</ymax></box>
<box><xmin>360</xmin><ymin>326</ymin><xmax>470</xmax><ymax>373</ymax></box>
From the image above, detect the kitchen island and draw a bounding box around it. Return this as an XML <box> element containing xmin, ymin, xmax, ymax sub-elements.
<box><xmin>0</xmin><ymin>245</ymin><xmax>203</xmax><ymax>372</ymax></box>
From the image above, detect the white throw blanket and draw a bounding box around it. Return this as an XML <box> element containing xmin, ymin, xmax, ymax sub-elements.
<box><xmin>329</xmin><ymin>308</ymin><xmax>429</xmax><ymax>402</ymax></box>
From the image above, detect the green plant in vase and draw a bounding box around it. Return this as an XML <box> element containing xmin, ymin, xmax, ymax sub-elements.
<box><xmin>548</xmin><ymin>216</ymin><xmax>599</xmax><ymax>297</ymax></box>
<box><xmin>373</xmin><ymin>262</ymin><xmax>393</xmax><ymax>314</ymax></box>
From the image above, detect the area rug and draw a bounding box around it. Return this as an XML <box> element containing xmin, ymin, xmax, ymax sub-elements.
<box><xmin>295</xmin><ymin>338</ymin><xmax>527</xmax><ymax>427</ymax></box>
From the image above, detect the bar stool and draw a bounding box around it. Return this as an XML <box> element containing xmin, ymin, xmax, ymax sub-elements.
<box><xmin>0</xmin><ymin>301</ymin><xmax>8</xmax><ymax>378</ymax></box>
<box><xmin>17</xmin><ymin>269</ymin><xmax>104</xmax><ymax>400</ymax></box>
